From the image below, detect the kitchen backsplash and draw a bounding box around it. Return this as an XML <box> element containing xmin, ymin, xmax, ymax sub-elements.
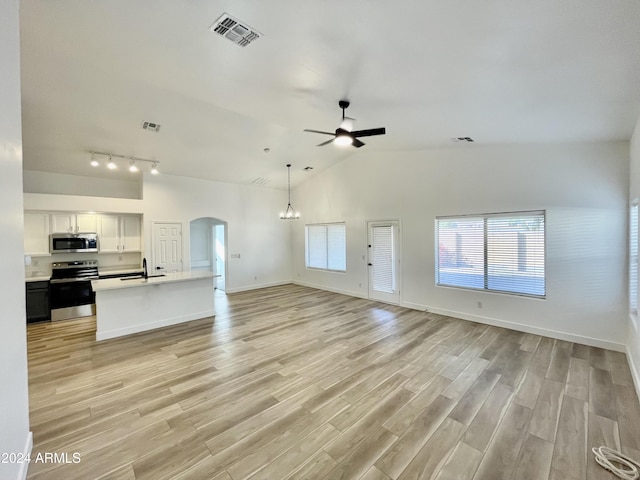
<box><xmin>25</xmin><ymin>252</ymin><xmax>141</xmax><ymax>278</ymax></box>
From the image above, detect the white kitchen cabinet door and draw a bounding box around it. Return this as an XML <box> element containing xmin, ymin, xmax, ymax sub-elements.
<box><xmin>24</xmin><ymin>212</ymin><xmax>50</xmax><ymax>255</ymax></box>
<box><xmin>98</xmin><ymin>215</ymin><xmax>120</xmax><ymax>252</ymax></box>
<box><xmin>76</xmin><ymin>214</ymin><xmax>98</xmax><ymax>232</ymax></box>
<box><xmin>121</xmin><ymin>216</ymin><xmax>141</xmax><ymax>251</ymax></box>
<box><xmin>50</xmin><ymin>214</ymin><xmax>75</xmax><ymax>233</ymax></box>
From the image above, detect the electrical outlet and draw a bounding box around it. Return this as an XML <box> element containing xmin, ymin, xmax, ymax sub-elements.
<box><xmin>477</xmin><ymin>301</ymin><xmax>483</xmax><ymax>308</ymax></box>
<box><xmin>359</xmin><ymin>282</ymin><xmax>362</xmax><ymax>288</ymax></box>
<box><xmin>254</xmin><ymin>275</ymin><xmax>258</xmax><ymax>281</ymax></box>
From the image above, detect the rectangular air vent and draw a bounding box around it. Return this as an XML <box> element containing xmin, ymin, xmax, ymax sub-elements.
<box><xmin>251</xmin><ymin>177</ymin><xmax>270</xmax><ymax>186</ymax></box>
<box><xmin>209</xmin><ymin>13</ymin><xmax>261</xmax><ymax>47</ymax></box>
<box><xmin>141</xmin><ymin>121</ymin><xmax>161</xmax><ymax>133</ymax></box>
<box><xmin>451</xmin><ymin>136</ymin><xmax>474</xmax><ymax>143</ymax></box>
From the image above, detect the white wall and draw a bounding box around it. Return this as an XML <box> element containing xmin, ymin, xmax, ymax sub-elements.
<box><xmin>190</xmin><ymin>218</ymin><xmax>213</xmax><ymax>269</ymax></box>
<box><xmin>143</xmin><ymin>173</ymin><xmax>291</xmax><ymax>292</ymax></box>
<box><xmin>1</xmin><ymin>1</ymin><xmax>32</xmax><ymax>478</ymax></box>
<box><xmin>292</xmin><ymin>142</ymin><xmax>629</xmax><ymax>351</ymax></box>
<box><xmin>629</xmin><ymin>118</ymin><xmax>640</xmax><ymax>392</ymax></box>
<box><xmin>24</xmin><ymin>192</ymin><xmax>143</xmax><ymax>214</ymax></box>
<box><xmin>24</xmin><ymin>170</ymin><xmax>142</xmax><ymax>199</ymax></box>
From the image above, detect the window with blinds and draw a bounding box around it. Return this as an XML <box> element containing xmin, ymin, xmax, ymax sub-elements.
<box><xmin>371</xmin><ymin>224</ymin><xmax>395</xmax><ymax>293</ymax></box>
<box><xmin>630</xmin><ymin>202</ymin><xmax>638</xmax><ymax>314</ymax></box>
<box><xmin>305</xmin><ymin>223</ymin><xmax>346</xmax><ymax>272</ymax></box>
<box><xmin>436</xmin><ymin>211</ymin><xmax>545</xmax><ymax>297</ymax></box>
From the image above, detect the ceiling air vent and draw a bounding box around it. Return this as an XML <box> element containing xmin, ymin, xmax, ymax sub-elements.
<box><xmin>451</xmin><ymin>136</ymin><xmax>474</xmax><ymax>143</ymax></box>
<box><xmin>251</xmin><ymin>177</ymin><xmax>270</xmax><ymax>186</ymax></box>
<box><xmin>209</xmin><ymin>13</ymin><xmax>261</xmax><ymax>47</ymax></box>
<box><xmin>141</xmin><ymin>121</ymin><xmax>161</xmax><ymax>133</ymax></box>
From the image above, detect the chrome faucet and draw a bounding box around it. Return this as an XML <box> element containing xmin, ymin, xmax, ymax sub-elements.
<box><xmin>142</xmin><ymin>257</ymin><xmax>148</xmax><ymax>279</ymax></box>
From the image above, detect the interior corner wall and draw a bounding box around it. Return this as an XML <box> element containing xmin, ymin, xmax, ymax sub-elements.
<box><xmin>628</xmin><ymin>117</ymin><xmax>640</xmax><ymax>393</ymax></box>
<box><xmin>292</xmin><ymin>141</ymin><xmax>629</xmax><ymax>351</ymax></box>
<box><xmin>142</xmin><ymin>173</ymin><xmax>291</xmax><ymax>292</ymax></box>
<box><xmin>1</xmin><ymin>1</ymin><xmax>32</xmax><ymax>479</ymax></box>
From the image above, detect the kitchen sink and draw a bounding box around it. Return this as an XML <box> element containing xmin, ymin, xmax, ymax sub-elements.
<box><xmin>120</xmin><ymin>274</ymin><xmax>166</xmax><ymax>281</ymax></box>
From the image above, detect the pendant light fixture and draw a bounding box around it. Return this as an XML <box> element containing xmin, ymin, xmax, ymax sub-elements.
<box><xmin>280</xmin><ymin>164</ymin><xmax>299</xmax><ymax>220</ymax></box>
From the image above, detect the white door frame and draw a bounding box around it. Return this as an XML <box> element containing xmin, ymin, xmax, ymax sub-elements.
<box><xmin>213</xmin><ymin>222</ymin><xmax>228</xmax><ymax>291</ymax></box>
<box><xmin>367</xmin><ymin>219</ymin><xmax>401</xmax><ymax>305</ymax></box>
<box><xmin>151</xmin><ymin>220</ymin><xmax>184</xmax><ymax>272</ymax></box>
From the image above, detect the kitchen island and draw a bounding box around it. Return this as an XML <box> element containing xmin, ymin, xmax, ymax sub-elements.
<box><xmin>91</xmin><ymin>271</ymin><xmax>217</xmax><ymax>341</ymax></box>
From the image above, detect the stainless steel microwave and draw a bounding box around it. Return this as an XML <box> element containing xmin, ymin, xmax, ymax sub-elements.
<box><xmin>50</xmin><ymin>233</ymin><xmax>99</xmax><ymax>254</ymax></box>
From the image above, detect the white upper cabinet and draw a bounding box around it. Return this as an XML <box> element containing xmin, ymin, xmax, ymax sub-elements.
<box><xmin>76</xmin><ymin>214</ymin><xmax>98</xmax><ymax>232</ymax></box>
<box><xmin>24</xmin><ymin>212</ymin><xmax>50</xmax><ymax>255</ymax></box>
<box><xmin>121</xmin><ymin>215</ymin><xmax>142</xmax><ymax>252</ymax></box>
<box><xmin>97</xmin><ymin>214</ymin><xmax>142</xmax><ymax>253</ymax></box>
<box><xmin>98</xmin><ymin>215</ymin><xmax>120</xmax><ymax>253</ymax></box>
<box><xmin>50</xmin><ymin>213</ymin><xmax>98</xmax><ymax>233</ymax></box>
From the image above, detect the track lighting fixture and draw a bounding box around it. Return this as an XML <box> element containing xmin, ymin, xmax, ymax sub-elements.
<box><xmin>88</xmin><ymin>151</ymin><xmax>160</xmax><ymax>174</ymax></box>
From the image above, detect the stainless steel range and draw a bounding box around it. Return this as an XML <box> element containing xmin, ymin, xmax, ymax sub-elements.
<box><xmin>49</xmin><ymin>260</ymin><xmax>99</xmax><ymax>321</ymax></box>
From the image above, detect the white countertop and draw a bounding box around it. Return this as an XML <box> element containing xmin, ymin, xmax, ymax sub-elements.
<box><xmin>92</xmin><ymin>271</ymin><xmax>218</xmax><ymax>292</ymax></box>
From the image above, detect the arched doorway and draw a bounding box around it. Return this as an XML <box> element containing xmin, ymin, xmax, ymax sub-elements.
<box><xmin>190</xmin><ymin>217</ymin><xmax>227</xmax><ymax>291</ymax></box>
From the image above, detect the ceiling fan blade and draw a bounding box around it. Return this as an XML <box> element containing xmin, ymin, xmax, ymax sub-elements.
<box><xmin>304</xmin><ymin>129</ymin><xmax>335</xmax><ymax>136</ymax></box>
<box><xmin>351</xmin><ymin>127</ymin><xmax>386</xmax><ymax>138</ymax></box>
<box><xmin>316</xmin><ymin>138</ymin><xmax>335</xmax><ymax>147</ymax></box>
<box><xmin>352</xmin><ymin>138</ymin><xmax>365</xmax><ymax>148</ymax></box>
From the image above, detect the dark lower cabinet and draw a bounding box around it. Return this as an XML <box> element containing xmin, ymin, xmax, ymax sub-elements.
<box><xmin>26</xmin><ymin>281</ymin><xmax>50</xmax><ymax>323</ymax></box>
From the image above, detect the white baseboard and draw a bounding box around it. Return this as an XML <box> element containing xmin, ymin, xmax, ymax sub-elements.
<box><xmin>17</xmin><ymin>431</ymin><xmax>32</xmax><ymax>480</ymax></box>
<box><xmin>225</xmin><ymin>280</ymin><xmax>290</xmax><ymax>294</ymax></box>
<box><xmin>96</xmin><ymin>311</ymin><xmax>215</xmax><ymax>341</ymax></box>
<box><xmin>402</xmin><ymin>301</ymin><xmax>429</xmax><ymax>311</ymax></box>
<box><xmin>423</xmin><ymin>305</ymin><xmax>626</xmax><ymax>352</ymax></box>
<box><xmin>292</xmin><ymin>280</ymin><xmax>367</xmax><ymax>300</ymax></box>
<box><xmin>289</xmin><ymin>283</ymin><xmax>627</xmax><ymax>352</ymax></box>
<box><xmin>627</xmin><ymin>344</ymin><xmax>640</xmax><ymax>402</ymax></box>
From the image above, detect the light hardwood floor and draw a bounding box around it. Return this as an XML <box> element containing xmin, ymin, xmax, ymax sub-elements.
<box><xmin>26</xmin><ymin>284</ymin><xmax>640</xmax><ymax>480</ymax></box>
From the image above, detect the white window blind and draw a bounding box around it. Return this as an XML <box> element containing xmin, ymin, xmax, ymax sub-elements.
<box><xmin>306</xmin><ymin>223</ymin><xmax>346</xmax><ymax>272</ymax></box>
<box><xmin>630</xmin><ymin>202</ymin><xmax>638</xmax><ymax>314</ymax></box>
<box><xmin>436</xmin><ymin>211</ymin><xmax>545</xmax><ymax>297</ymax></box>
<box><xmin>371</xmin><ymin>225</ymin><xmax>395</xmax><ymax>293</ymax></box>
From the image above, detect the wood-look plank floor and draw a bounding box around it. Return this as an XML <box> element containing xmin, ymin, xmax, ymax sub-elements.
<box><xmin>25</xmin><ymin>284</ymin><xmax>640</xmax><ymax>480</ymax></box>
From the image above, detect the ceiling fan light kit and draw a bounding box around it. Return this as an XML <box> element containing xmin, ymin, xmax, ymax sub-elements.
<box><xmin>304</xmin><ymin>100</ymin><xmax>386</xmax><ymax>148</ymax></box>
<box><xmin>280</xmin><ymin>164</ymin><xmax>300</xmax><ymax>220</ymax></box>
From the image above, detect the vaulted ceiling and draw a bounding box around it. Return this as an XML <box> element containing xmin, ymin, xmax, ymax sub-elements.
<box><xmin>19</xmin><ymin>0</ymin><xmax>640</xmax><ymax>189</ymax></box>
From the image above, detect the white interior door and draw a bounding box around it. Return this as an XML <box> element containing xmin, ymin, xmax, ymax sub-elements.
<box><xmin>153</xmin><ymin>222</ymin><xmax>183</xmax><ymax>273</ymax></box>
<box><xmin>368</xmin><ymin>221</ymin><xmax>400</xmax><ymax>304</ymax></box>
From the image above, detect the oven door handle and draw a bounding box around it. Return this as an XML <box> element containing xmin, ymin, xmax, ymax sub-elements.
<box><xmin>50</xmin><ymin>278</ymin><xmax>98</xmax><ymax>284</ymax></box>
